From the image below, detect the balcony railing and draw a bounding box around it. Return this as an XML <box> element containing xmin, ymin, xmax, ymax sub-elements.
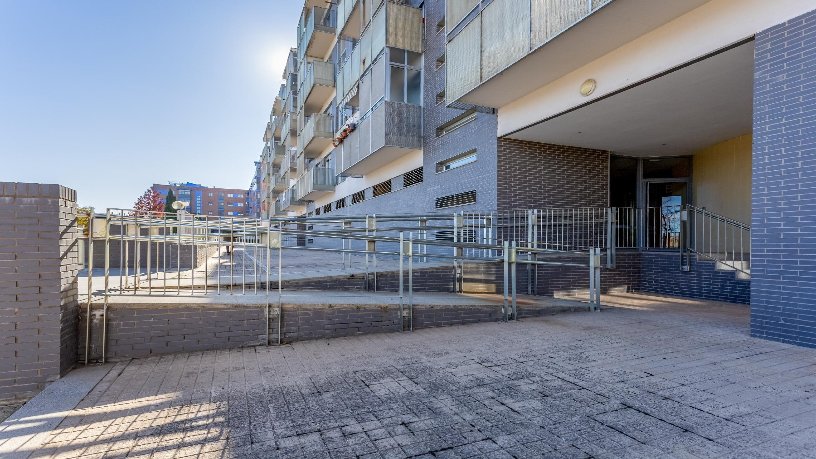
<box><xmin>299</xmin><ymin>113</ymin><xmax>334</xmax><ymax>158</ymax></box>
<box><xmin>296</xmin><ymin>166</ymin><xmax>337</xmax><ymax>201</ymax></box>
<box><xmin>300</xmin><ymin>60</ymin><xmax>336</xmax><ymax>114</ymax></box>
<box><xmin>280</xmin><ymin>150</ymin><xmax>298</xmax><ymax>178</ymax></box>
<box><xmin>299</xmin><ymin>6</ymin><xmax>337</xmax><ymax>60</ymax></box>
<box><xmin>269</xmin><ymin>172</ymin><xmax>287</xmax><ymax>193</ymax></box>
<box><xmin>271</xmin><ymin>143</ymin><xmax>285</xmax><ymax>166</ymax></box>
<box><xmin>446</xmin><ymin>0</ymin><xmax>613</xmax><ymax>103</ymax></box>
<box><xmin>280</xmin><ymin>187</ymin><xmax>304</xmax><ymax>211</ymax></box>
<box><xmin>338</xmin><ymin>100</ymin><xmax>422</xmax><ymax>176</ymax></box>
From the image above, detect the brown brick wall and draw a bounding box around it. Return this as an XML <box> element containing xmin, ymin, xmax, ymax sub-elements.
<box><xmin>496</xmin><ymin>138</ymin><xmax>610</xmax><ymax>212</ymax></box>
<box><xmin>0</xmin><ymin>182</ymin><xmax>79</xmax><ymax>400</ymax></box>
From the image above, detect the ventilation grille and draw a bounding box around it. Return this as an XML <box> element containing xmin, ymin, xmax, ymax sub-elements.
<box><xmin>435</xmin><ymin>190</ymin><xmax>476</xmax><ymax>209</ymax></box>
<box><xmin>373</xmin><ymin>180</ymin><xmax>392</xmax><ymax>197</ymax></box>
<box><xmin>403</xmin><ymin>167</ymin><xmax>423</xmax><ymax>188</ymax></box>
<box><xmin>323</xmin><ymin>203</ymin><xmax>332</xmax><ymax>214</ymax></box>
<box><xmin>335</xmin><ymin>197</ymin><xmax>347</xmax><ymax>209</ymax></box>
<box><xmin>352</xmin><ymin>190</ymin><xmax>365</xmax><ymax>204</ymax></box>
<box><xmin>314</xmin><ymin>207</ymin><xmax>321</xmax><ymax>216</ymax></box>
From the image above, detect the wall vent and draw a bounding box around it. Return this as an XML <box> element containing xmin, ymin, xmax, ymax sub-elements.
<box><xmin>435</xmin><ymin>190</ymin><xmax>476</xmax><ymax>209</ymax></box>
<box><xmin>403</xmin><ymin>167</ymin><xmax>424</xmax><ymax>188</ymax></box>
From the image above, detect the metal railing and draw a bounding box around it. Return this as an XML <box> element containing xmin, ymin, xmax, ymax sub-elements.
<box><xmin>684</xmin><ymin>205</ymin><xmax>750</xmax><ymax>275</ymax></box>
<box><xmin>81</xmin><ymin>209</ymin><xmax>607</xmax><ymax>361</ymax></box>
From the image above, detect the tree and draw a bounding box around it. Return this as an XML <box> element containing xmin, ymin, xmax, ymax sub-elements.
<box><xmin>164</xmin><ymin>188</ymin><xmax>177</xmax><ymax>215</ymax></box>
<box><xmin>76</xmin><ymin>206</ymin><xmax>92</xmax><ymax>235</ymax></box>
<box><xmin>133</xmin><ymin>189</ymin><xmax>164</xmax><ymax>216</ymax></box>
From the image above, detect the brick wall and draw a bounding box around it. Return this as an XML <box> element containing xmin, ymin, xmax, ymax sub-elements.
<box><xmin>78</xmin><ymin>304</ymin><xmax>266</xmax><ymax>361</ymax></box>
<box><xmin>496</xmin><ymin>139</ymin><xmax>610</xmax><ymax>212</ymax></box>
<box><xmin>752</xmin><ymin>9</ymin><xmax>816</xmax><ymax>347</ymax></box>
<box><xmin>638</xmin><ymin>252</ymin><xmax>749</xmax><ymax>305</ymax></box>
<box><xmin>77</xmin><ymin>299</ymin><xmax>587</xmax><ymax>360</ymax></box>
<box><xmin>0</xmin><ymin>182</ymin><xmax>79</xmax><ymax>400</ymax></box>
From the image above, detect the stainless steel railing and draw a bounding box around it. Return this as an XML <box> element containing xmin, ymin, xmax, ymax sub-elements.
<box><xmin>684</xmin><ymin>205</ymin><xmax>750</xmax><ymax>275</ymax></box>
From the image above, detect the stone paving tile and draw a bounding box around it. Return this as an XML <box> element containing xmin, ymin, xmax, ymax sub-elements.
<box><xmin>11</xmin><ymin>297</ymin><xmax>816</xmax><ymax>458</ymax></box>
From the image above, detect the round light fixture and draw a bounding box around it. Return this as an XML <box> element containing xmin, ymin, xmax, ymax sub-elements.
<box><xmin>580</xmin><ymin>79</ymin><xmax>597</xmax><ymax>97</ymax></box>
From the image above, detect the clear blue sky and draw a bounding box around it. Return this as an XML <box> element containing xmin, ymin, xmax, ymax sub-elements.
<box><xmin>0</xmin><ymin>0</ymin><xmax>300</xmax><ymax>210</ymax></box>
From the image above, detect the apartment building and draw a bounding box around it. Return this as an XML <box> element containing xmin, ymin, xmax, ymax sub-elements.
<box><xmin>257</xmin><ymin>0</ymin><xmax>498</xmax><ymax>221</ymax></box>
<box><xmin>256</xmin><ymin>1</ymin><xmax>816</xmax><ymax>348</ymax></box>
<box><xmin>151</xmin><ymin>182</ymin><xmax>251</xmax><ymax>217</ymax></box>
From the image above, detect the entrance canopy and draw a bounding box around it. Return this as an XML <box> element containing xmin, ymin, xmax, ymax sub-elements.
<box><xmin>506</xmin><ymin>42</ymin><xmax>754</xmax><ymax>157</ymax></box>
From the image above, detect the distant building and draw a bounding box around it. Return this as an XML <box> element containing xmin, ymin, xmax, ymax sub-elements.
<box><xmin>151</xmin><ymin>182</ymin><xmax>251</xmax><ymax>217</ymax></box>
<box><xmin>247</xmin><ymin>161</ymin><xmax>262</xmax><ymax>219</ymax></box>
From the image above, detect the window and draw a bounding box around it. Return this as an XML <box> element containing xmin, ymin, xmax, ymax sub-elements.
<box><xmin>437</xmin><ymin>149</ymin><xmax>477</xmax><ymax>173</ymax></box>
<box><xmin>403</xmin><ymin>167</ymin><xmax>424</xmax><ymax>187</ymax></box>
<box><xmin>436</xmin><ymin>90</ymin><xmax>446</xmax><ymax>106</ymax></box>
<box><xmin>436</xmin><ymin>17</ymin><xmax>445</xmax><ymax>34</ymax></box>
<box><xmin>435</xmin><ymin>190</ymin><xmax>477</xmax><ymax>209</ymax></box>
<box><xmin>437</xmin><ymin>111</ymin><xmax>476</xmax><ymax>137</ymax></box>
<box><xmin>388</xmin><ymin>48</ymin><xmax>422</xmax><ymax>106</ymax></box>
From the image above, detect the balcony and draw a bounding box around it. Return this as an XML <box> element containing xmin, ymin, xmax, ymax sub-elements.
<box><xmin>269</xmin><ymin>172</ymin><xmax>287</xmax><ymax>193</ymax></box>
<box><xmin>445</xmin><ymin>0</ymin><xmax>709</xmax><ymax>107</ymax></box>
<box><xmin>338</xmin><ymin>100</ymin><xmax>422</xmax><ymax>176</ymax></box>
<box><xmin>300</xmin><ymin>60</ymin><xmax>336</xmax><ymax>115</ymax></box>
<box><xmin>273</xmin><ymin>95</ymin><xmax>283</xmax><ymax>116</ymax></box>
<box><xmin>273</xmin><ymin>200</ymin><xmax>286</xmax><ymax>216</ymax></box>
<box><xmin>299</xmin><ymin>113</ymin><xmax>334</xmax><ymax>158</ymax></box>
<box><xmin>280</xmin><ymin>187</ymin><xmax>305</xmax><ymax>211</ymax></box>
<box><xmin>271</xmin><ymin>143</ymin><xmax>285</xmax><ymax>166</ymax></box>
<box><xmin>335</xmin><ymin>1</ymin><xmax>422</xmax><ymax>104</ymax></box>
<box><xmin>299</xmin><ymin>6</ymin><xmax>337</xmax><ymax>60</ymax></box>
<box><xmin>296</xmin><ymin>167</ymin><xmax>337</xmax><ymax>201</ymax></box>
<box><xmin>280</xmin><ymin>150</ymin><xmax>298</xmax><ymax>178</ymax></box>
<box><xmin>272</xmin><ymin>115</ymin><xmax>283</xmax><ymax>138</ymax></box>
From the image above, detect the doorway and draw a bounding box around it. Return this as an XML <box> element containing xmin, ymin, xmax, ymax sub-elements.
<box><xmin>610</xmin><ymin>155</ymin><xmax>691</xmax><ymax>249</ymax></box>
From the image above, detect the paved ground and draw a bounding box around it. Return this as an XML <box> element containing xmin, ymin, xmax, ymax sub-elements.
<box><xmin>3</xmin><ymin>293</ymin><xmax>816</xmax><ymax>458</ymax></box>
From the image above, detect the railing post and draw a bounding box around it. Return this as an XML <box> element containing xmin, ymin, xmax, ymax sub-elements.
<box><xmin>589</xmin><ymin>247</ymin><xmax>602</xmax><ymax>312</ymax></box>
<box><xmin>503</xmin><ymin>240</ymin><xmax>510</xmax><ymax>322</ymax></box>
<box><xmin>408</xmin><ymin>232</ymin><xmax>414</xmax><ymax>332</ymax></box>
<box><xmin>399</xmin><ymin>232</ymin><xmax>404</xmax><ymax>331</ymax></box>
<box><xmin>365</xmin><ymin>215</ymin><xmax>376</xmax><ymax>291</ymax></box>
<box><xmin>607</xmin><ymin>207</ymin><xmax>616</xmax><ymax>268</ymax></box>
<box><xmin>680</xmin><ymin>207</ymin><xmax>690</xmax><ymax>271</ymax></box>
<box><xmin>526</xmin><ymin>210</ymin><xmax>535</xmax><ymax>295</ymax></box>
<box><xmin>510</xmin><ymin>241</ymin><xmax>517</xmax><ymax>320</ymax></box>
<box><xmin>453</xmin><ymin>213</ymin><xmax>464</xmax><ymax>293</ymax></box>
<box><xmin>84</xmin><ymin>207</ymin><xmax>94</xmax><ymax>365</ymax></box>
<box><xmin>102</xmin><ymin>210</ymin><xmax>111</xmax><ymax>363</ymax></box>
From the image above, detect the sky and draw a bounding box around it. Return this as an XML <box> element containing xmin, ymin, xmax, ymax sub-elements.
<box><xmin>0</xmin><ymin>0</ymin><xmax>301</xmax><ymax>210</ymax></box>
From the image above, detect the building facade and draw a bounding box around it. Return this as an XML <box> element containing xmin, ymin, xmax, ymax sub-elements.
<box><xmin>256</xmin><ymin>1</ymin><xmax>816</xmax><ymax>348</ymax></box>
<box><xmin>151</xmin><ymin>182</ymin><xmax>251</xmax><ymax>217</ymax></box>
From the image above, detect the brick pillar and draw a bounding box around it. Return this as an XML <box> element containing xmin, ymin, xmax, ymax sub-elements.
<box><xmin>0</xmin><ymin>182</ymin><xmax>79</xmax><ymax>400</ymax></box>
<box><xmin>752</xmin><ymin>9</ymin><xmax>816</xmax><ymax>348</ymax></box>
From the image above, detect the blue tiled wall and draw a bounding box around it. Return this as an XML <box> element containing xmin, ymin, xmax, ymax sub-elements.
<box><xmin>638</xmin><ymin>252</ymin><xmax>749</xmax><ymax>305</ymax></box>
<box><xmin>752</xmin><ymin>9</ymin><xmax>816</xmax><ymax>348</ymax></box>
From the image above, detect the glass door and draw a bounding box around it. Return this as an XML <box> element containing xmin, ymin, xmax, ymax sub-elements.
<box><xmin>645</xmin><ymin>181</ymin><xmax>687</xmax><ymax>249</ymax></box>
